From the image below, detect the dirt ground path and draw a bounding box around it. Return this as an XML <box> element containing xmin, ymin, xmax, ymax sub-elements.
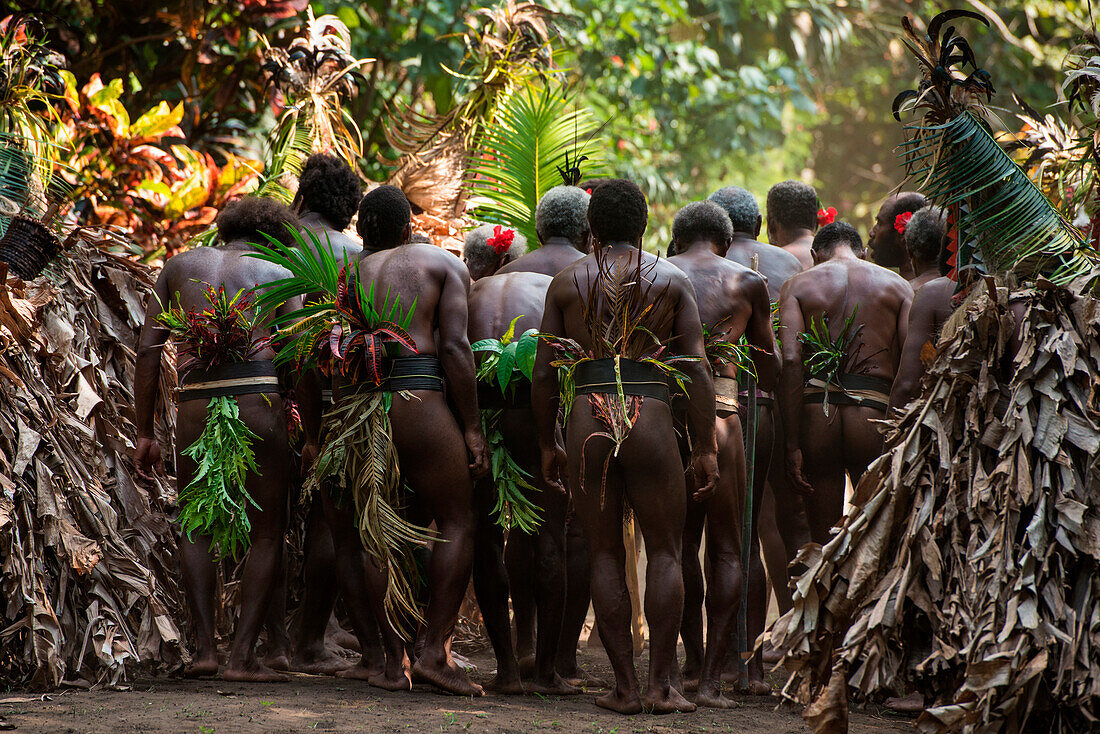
<box><xmin>1</xmin><ymin>647</ymin><xmax>914</xmax><ymax>733</ymax></box>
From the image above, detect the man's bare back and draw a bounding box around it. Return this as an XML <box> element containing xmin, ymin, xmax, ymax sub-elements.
<box><xmin>890</xmin><ymin>276</ymin><xmax>955</xmax><ymax>409</ymax></box>
<box><xmin>778</xmin><ymin>223</ymin><xmax>913</xmax><ymax>543</ymax></box>
<box><xmin>726</xmin><ymin>236</ymin><xmax>803</xmax><ymax>302</ymax></box>
<box><xmin>469</xmin><ymin>271</ymin><xmax>552</xmax><ymax>340</ymax></box>
<box><xmin>300</xmin><ymin>211</ymin><xmax>363</xmax><ymax>262</ymax></box>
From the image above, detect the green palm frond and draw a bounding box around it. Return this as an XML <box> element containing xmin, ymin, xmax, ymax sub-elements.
<box><xmin>465</xmin><ymin>86</ymin><xmax>606</xmax><ymax>246</ymax></box>
<box><xmin>901</xmin><ymin>111</ymin><xmax>1095</xmax><ymax>283</ymax></box>
<box><xmin>481</xmin><ymin>409</ymin><xmax>541</xmax><ymax>533</ymax></box>
<box><xmin>893</xmin><ymin>10</ymin><xmax>1099</xmax><ymax>284</ymax></box>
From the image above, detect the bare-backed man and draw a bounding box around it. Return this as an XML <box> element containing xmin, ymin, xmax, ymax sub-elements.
<box><xmin>891</xmin><ymin>209</ymin><xmax>955</xmax><ymax>410</ymax></box>
<box><xmin>668</xmin><ymin>201</ymin><xmax>779</xmax><ymax>707</ymax></box>
<box><xmin>497</xmin><ymin>186</ymin><xmax>590</xmax><ymax>277</ymax></box>
<box><xmin>495</xmin><ymin>185</ymin><xmax>593</xmax><ymax>680</ymax></box>
<box><xmin>468</xmin><ymin>270</ymin><xmax>577</xmax><ymax>695</ymax></box>
<box><xmin>320</xmin><ymin>185</ymin><xmax>491</xmax><ymax>695</ymax></box>
<box><xmin>778</xmin><ymin>222</ymin><xmax>913</xmax><ymax>543</ymax></box>
<box><xmin>868</xmin><ymin>191</ymin><xmax>926</xmax><ymax>281</ymax></box>
<box><xmin>710</xmin><ymin>185</ymin><xmax>810</xmax><ymax>686</ymax></box>
<box><xmin>279</xmin><ymin>152</ymin><xmax>367</xmax><ymax>675</ymax></box>
<box><xmin>766</xmin><ymin>180</ymin><xmax>820</xmax><ymax>270</ymax></box>
<box><xmin>135</xmin><ymin>197</ymin><xmax>302</xmax><ymax>681</ymax></box>
<box><xmin>533</xmin><ymin>179</ymin><xmax>718</xmax><ymax>714</ymax></box>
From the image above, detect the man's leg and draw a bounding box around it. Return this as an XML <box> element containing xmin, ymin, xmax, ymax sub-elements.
<box><xmin>471</xmin><ymin>477</ymin><xmax>523</xmax><ymax>693</ymax></box>
<box><xmin>842</xmin><ymin>405</ymin><xmax>888</xmax><ymax>485</ymax></box>
<box><xmin>175</xmin><ymin>407</ymin><xmax>220</xmax><ymax>677</ymax></box>
<box><xmin>678</xmin><ymin>498</ymin><xmax>705</xmax><ymax>688</ymax></box>
<box><xmin>745</xmin><ymin>407</ymin><xmax>775</xmax><ymax>693</ymax></box>
<box><xmin>566</xmin><ymin>409</ymin><xmax>640</xmax><ymax>714</ymax></box>
<box><xmin>696</xmin><ymin>414</ymin><xmax>745</xmax><ymax>706</ymax></box>
<box><xmin>391</xmin><ymin>393</ymin><xmax>483</xmax><ymax>697</ymax></box>
<box><xmin>224</xmin><ymin>399</ymin><xmax>291</xmax><ymax>682</ymax></box>
<box><xmin>556</xmin><ymin>506</ymin><xmax>591</xmax><ymax>683</ymax></box>
<box><xmin>291</xmin><ymin>498</ymin><xmax>353</xmax><ymax>674</ymax></box>
<box><xmin>619</xmin><ymin>402</ymin><xmax>695</xmax><ymax>714</ymax></box>
<box><xmin>800</xmin><ymin>407</ymin><xmax>846</xmax><ymax>545</ymax></box>
<box><xmin>527</xmin><ymin>486</ymin><xmax>578</xmax><ymax>693</ymax></box>
<box><xmin>504</xmin><ymin>532</ymin><xmax>537</xmax><ymax>671</ymax></box>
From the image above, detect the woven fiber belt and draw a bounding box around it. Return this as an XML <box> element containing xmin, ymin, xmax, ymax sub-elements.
<box><xmin>574</xmin><ymin>358</ymin><xmax>670</xmax><ymax>405</ymax></box>
<box><xmin>178</xmin><ymin>360</ymin><xmax>279</xmax><ymax>402</ymax></box>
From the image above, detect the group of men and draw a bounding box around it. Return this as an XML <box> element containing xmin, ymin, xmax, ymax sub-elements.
<box><xmin>133</xmin><ymin>152</ymin><xmax>953</xmax><ymax>714</ymax></box>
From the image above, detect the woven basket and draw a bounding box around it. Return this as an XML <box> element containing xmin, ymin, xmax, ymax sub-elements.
<box><xmin>0</xmin><ymin>216</ymin><xmax>60</xmax><ymax>280</ymax></box>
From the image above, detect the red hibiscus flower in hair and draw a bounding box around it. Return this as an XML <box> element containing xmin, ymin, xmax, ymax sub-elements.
<box><xmin>894</xmin><ymin>211</ymin><xmax>914</xmax><ymax>235</ymax></box>
<box><xmin>488</xmin><ymin>225</ymin><xmax>515</xmax><ymax>255</ymax></box>
<box><xmin>817</xmin><ymin>206</ymin><xmax>837</xmax><ymax>227</ymax></box>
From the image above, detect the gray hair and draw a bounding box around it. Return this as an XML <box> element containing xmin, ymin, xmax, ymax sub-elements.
<box><xmin>708</xmin><ymin>186</ymin><xmax>760</xmax><ymax>234</ymax></box>
<box><xmin>672</xmin><ymin>201</ymin><xmax>733</xmax><ymax>246</ymax></box>
<box><xmin>535</xmin><ymin>186</ymin><xmax>590</xmax><ymax>245</ymax></box>
<box><xmin>463</xmin><ymin>223</ymin><xmax>528</xmax><ymax>273</ymax></box>
<box><xmin>904</xmin><ymin>205</ymin><xmax>947</xmax><ymax>263</ymax></box>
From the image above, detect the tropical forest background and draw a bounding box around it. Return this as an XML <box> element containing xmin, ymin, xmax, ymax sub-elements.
<box><xmin>16</xmin><ymin>0</ymin><xmax>1097</xmax><ymax>255</ymax></box>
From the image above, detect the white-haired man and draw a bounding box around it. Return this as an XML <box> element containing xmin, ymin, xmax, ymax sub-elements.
<box><xmin>498</xmin><ymin>186</ymin><xmax>590</xmax><ymax>277</ymax></box>
<box><xmin>464</xmin><ymin>224</ymin><xmax>528</xmax><ymax>281</ymax></box>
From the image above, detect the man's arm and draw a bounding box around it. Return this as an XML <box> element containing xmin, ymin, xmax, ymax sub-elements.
<box><xmin>777</xmin><ymin>278</ymin><xmax>812</xmax><ymax>495</ymax></box>
<box><xmin>890</xmin><ymin>287</ymin><xmax>928</xmax><ymax>410</ymax></box>
<box><xmin>744</xmin><ymin>273</ymin><xmax>780</xmax><ymax>393</ymax></box>
<box><xmin>134</xmin><ymin>263</ymin><xmax>172</xmax><ymax>479</ymax></box>
<box><xmin>436</xmin><ymin>257</ymin><xmax>489</xmax><ymax>477</ymax></box>
<box><xmin>672</xmin><ymin>274</ymin><xmax>718</xmax><ymax>501</ymax></box>
<box><xmin>532</xmin><ymin>280</ymin><xmax>566</xmax><ymax>492</ymax></box>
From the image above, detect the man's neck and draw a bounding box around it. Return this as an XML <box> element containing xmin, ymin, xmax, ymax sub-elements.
<box><xmin>300</xmin><ymin>210</ymin><xmax>335</xmax><ymax>230</ymax></box>
<box><xmin>732</xmin><ymin>231</ymin><xmax>759</xmax><ymax>243</ymax></box>
<box><xmin>681</xmin><ymin>240</ymin><xmax>720</xmax><ymax>256</ymax></box>
<box><xmin>774</xmin><ymin>227</ymin><xmax>814</xmax><ymax>248</ymax></box>
<box><xmin>597</xmin><ymin>240</ymin><xmax>637</xmax><ymax>251</ymax></box>
<box><xmin>825</xmin><ymin>246</ymin><xmax>860</xmax><ymax>262</ymax></box>
<box><xmin>540</xmin><ymin>236</ymin><xmax>580</xmax><ymax>251</ymax></box>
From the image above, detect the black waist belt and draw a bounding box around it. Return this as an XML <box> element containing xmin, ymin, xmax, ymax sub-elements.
<box><xmin>574</xmin><ymin>358</ymin><xmax>670</xmax><ymax>405</ymax></box>
<box><xmin>479</xmin><ymin>381</ymin><xmax>531</xmax><ymax>411</ymax></box>
<box><xmin>803</xmin><ymin>373</ymin><xmax>893</xmax><ymax>413</ymax></box>
<box><xmin>346</xmin><ymin>355</ymin><xmax>446</xmax><ymax>395</ymax></box>
<box><xmin>178</xmin><ymin>360</ymin><xmax>279</xmax><ymax>402</ymax></box>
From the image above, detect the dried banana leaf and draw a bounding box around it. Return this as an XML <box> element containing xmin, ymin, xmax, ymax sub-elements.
<box><xmin>0</xmin><ymin>235</ymin><xmax>184</xmax><ymax>689</ymax></box>
<box><xmin>770</xmin><ymin>279</ymin><xmax>1100</xmax><ymax>733</ymax></box>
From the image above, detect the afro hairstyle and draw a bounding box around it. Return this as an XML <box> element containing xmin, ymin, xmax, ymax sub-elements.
<box><xmin>811</xmin><ymin>221</ymin><xmax>864</xmax><ymax>257</ymax></box>
<box><xmin>216</xmin><ymin>196</ymin><xmax>300</xmax><ymax>248</ymax></box>
<box><xmin>672</xmin><ymin>200</ymin><xmax>733</xmax><ymax>247</ymax></box>
<box><xmin>766</xmin><ymin>180</ymin><xmax>819</xmax><ymax>231</ymax></box>
<box><xmin>587</xmin><ymin>179</ymin><xmax>647</xmax><ymax>244</ymax></box>
<box><xmin>297</xmin><ymin>153</ymin><xmax>362</xmax><ymax>230</ymax></box>
<box><xmin>356</xmin><ymin>185</ymin><xmax>412</xmax><ymax>249</ymax></box>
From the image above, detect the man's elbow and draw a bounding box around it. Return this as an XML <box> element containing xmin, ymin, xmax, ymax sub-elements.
<box><xmin>439</xmin><ymin>338</ymin><xmax>471</xmax><ymax>364</ymax></box>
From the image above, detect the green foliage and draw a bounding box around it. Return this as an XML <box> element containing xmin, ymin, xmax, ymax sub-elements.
<box><xmin>178</xmin><ymin>395</ymin><xmax>262</xmax><ymax>561</ymax></box>
<box><xmin>248</xmin><ymin>226</ymin><xmax>417</xmax><ymax>383</ymax></box>
<box><xmin>702</xmin><ymin>323</ymin><xmax>757</xmax><ymax>381</ymax></box>
<box><xmin>472</xmin><ymin>316</ymin><xmax>539</xmax><ymax>393</ymax></box>
<box><xmin>156</xmin><ymin>284</ymin><xmax>268</xmax><ymax>372</ymax></box>
<box><xmin>799</xmin><ymin>306</ymin><xmax>865</xmax><ymax>417</ymax></box>
<box><xmin>481</xmin><ymin>410</ymin><xmax>542</xmax><ymax>533</ymax></box>
<box><xmin>465</xmin><ymin>86</ymin><xmax>606</xmax><ymax>245</ymax></box>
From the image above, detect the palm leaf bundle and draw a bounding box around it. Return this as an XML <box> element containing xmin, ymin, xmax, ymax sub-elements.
<box><xmin>472</xmin><ymin>316</ymin><xmax>542</xmax><ymax>532</ymax></box>
<box><xmin>797</xmin><ymin>306</ymin><xmax>881</xmax><ymax>417</ymax></box>
<box><xmin>892</xmin><ymin>10</ymin><xmax>1098</xmax><ymax>285</ymax></box>
<box><xmin>156</xmin><ymin>285</ymin><xmax>269</xmax><ymax>560</ymax></box>
<box><xmin>702</xmin><ymin>320</ymin><xmax>758</xmax><ymax>380</ymax></box>
<box><xmin>465</xmin><ymin>85</ymin><xmax>606</xmax><ymax>245</ymax></box>
<box><xmin>540</xmin><ymin>248</ymin><xmax>697</xmax><ymax>475</ymax></box>
<box><xmin>247</xmin><ymin>225</ymin><xmax>432</xmax><ymax>636</ymax></box>
<box><xmin>769</xmin><ymin>281</ymin><xmax>1100</xmax><ymax>734</ymax></box>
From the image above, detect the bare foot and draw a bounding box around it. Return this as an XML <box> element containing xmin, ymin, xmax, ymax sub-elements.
<box><xmin>368</xmin><ymin>669</ymin><xmax>412</xmax><ymax>692</ymax></box>
<box><xmin>740</xmin><ymin>679</ymin><xmax>772</xmax><ymax>696</ymax></box>
<box><xmin>680</xmin><ymin>677</ymin><xmax>699</xmax><ymax>693</ymax></box>
<box><xmin>595</xmin><ymin>689</ymin><xmax>643</xmax><ymax>715</ymax></box>
<box><xmin>223</xmin><ymin>663</ymin><xmax>290</xmax><ymax>682</ymax></box>
<box><xmin>330</xmin><ymin>628</ymin><xmax>361</xmax><ymax>653</ymax></box>
<box><xmin>335</xmin><ymin>660</ymin><xmax>385</xmax><ymax>681</ymax></box>
<box><xmin>695</xmin><ymin>682</ymin><xmax>735</xmax><ymax>709</ymax></box>
<box><xmin>265</xmin><ymin>653</ymin><xmax>290</xmax><ymax>672</ymax></box>
<box><xmin>526</xmin><ymin>675</ymin><xmax>581</xmax><ymax>696</ymax></box>
<box><xmin>183</xmin><ymin>656</ymin><xmax>219</xmax><ymax>678</ymax></box>
<box><xmin>291</xmin><ymin>649</ymin><xmax>352</xmax><ymax>676</ymax></box>
<box><xmin>412</xmin><ymin>659</ymin><xmax>484</xmax><ymax>697</ymax></box>
<box><xmin>484</xmin><ymin>675</ymin><xmax>525</xmax><ymax>695</ymax></box>
<box><xmin>884</xmin><ymin>692</ymin><xmax>925</xmax><ymax>713</ymax></box>
<box><xmin>642</xmin><ymin>686</ymin><xmax>696</xmax><ymax>714</ymax></box>
<box><xmin>762</xmin><ymin>643</ymin><xmax>783</xmax><ymax>665</ymax></box>
<box><xmin>517</xmin><ymin>654</ymin><xmax>536</xmax><ymax>679</ymax></box>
